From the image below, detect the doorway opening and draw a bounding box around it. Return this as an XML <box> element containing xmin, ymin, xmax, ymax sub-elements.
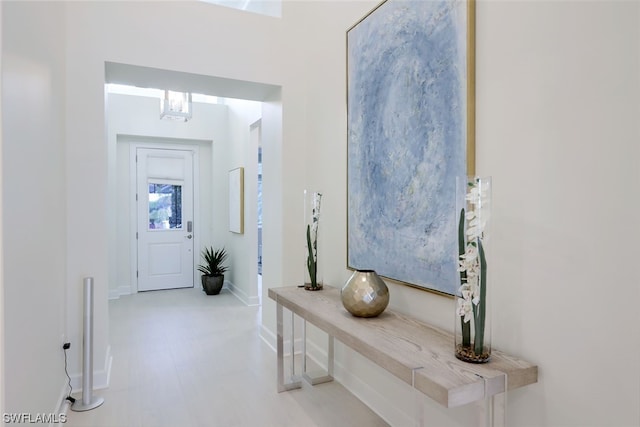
<box><xmin>106</xmin><ymin>63</ymin><xmax>280</xmax><ymax>308</ymax></box>
<box><xmin>113</xmin><ymin>136</ymin><xmax>207</xmax><ymax>296</ymax></box>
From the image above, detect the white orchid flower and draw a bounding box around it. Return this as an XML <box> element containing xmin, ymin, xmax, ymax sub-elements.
<box><xmin>465</xmin><ymin>186</ymin><xmax>479</xmax><ymax>203</ymax></box>
<box><xmin>464</xmin><ymin>243</ymin><xmax>478</xmax><ymax>259</ymax></box>
<box><xmin>472</xmin><ymin>294</ymin><xmax>480</xmax><ymax>306</ymax></box>
<box><xmin>457</xmin><ymin>298</ymin><xmax>473</xmax><ymax>323</ymax></box>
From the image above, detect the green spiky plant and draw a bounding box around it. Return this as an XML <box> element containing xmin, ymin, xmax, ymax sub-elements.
<box><xmin>197</xmin><ymin>247</ymin><xmax>229</xmax><ymax>277</ymax></box>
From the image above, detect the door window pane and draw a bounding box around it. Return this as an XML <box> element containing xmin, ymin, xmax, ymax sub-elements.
<box><xmin>148</xmin><ymin>183</ymin><xmax>182</xmax><ymax>230</ymax></box>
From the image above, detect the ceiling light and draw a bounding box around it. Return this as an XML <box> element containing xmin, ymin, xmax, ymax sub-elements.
<box><xmin>160</xmin><ymin>90</ymin><xmax>192</xmax><ymax>122</ymax></box>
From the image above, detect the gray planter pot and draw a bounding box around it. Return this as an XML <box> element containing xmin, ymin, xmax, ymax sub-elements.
<box><xmin>201</xmin><ymin>275</ymin><xmax>224</xmax><ymax>295</ymax></box>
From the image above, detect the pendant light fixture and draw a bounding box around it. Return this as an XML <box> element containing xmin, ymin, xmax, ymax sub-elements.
<box><xmin>160</xmin><ymin>90</ymin><xmax>192</xmax><ymax>122</ymax></box>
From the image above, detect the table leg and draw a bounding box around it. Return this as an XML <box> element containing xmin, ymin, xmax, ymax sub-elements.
<box><xmin>412</xmin><ymin>367</ymin><xmax>425</xmax><ymax>427</ymax></box>
<box><xmin>491</xmin><ymin>391</ymin><xmax>506</xmax><ymax>427</ymax></box>
<box><xmin>276</xmin><ymin>301</ymin><xmax>302</xmax><ymax>392</ymax></box>
<box><xmin>302</xmin><ymin>321</ymin><xmax>334</xmax><ymax>385</ymax></box>
<box><xmin>475</xmin><ymin>373</ymin><xmax>507</xmax><ymax>427</ymax></box>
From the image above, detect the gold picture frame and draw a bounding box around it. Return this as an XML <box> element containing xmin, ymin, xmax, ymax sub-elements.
<box><xmin>346</xmin><ymin>0</ymin><xmax>476</xmax><ymax>295</ymax></box>
<box><xmin>229</xmin><ymin>167</ymin><xmax>244</xmax><ymax>234</ymax></box>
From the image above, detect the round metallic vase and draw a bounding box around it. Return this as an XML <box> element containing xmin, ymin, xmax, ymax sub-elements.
<box><xmin>341</xmin><ymin>270</ymin><xmax>389</xmax><ymax>317</ymax></box>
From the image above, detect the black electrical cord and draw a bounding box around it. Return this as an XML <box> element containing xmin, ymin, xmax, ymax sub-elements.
<box><xmin>63</xmin><ymin>346</ymin><xmax>76</xmax><ymax>403</ymax></box>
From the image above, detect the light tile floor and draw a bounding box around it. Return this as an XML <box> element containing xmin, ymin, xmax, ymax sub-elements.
<box><xmin>65</xmin><ymin>287</ymin><xmax>389</xmax><ymax>427</ymax></box>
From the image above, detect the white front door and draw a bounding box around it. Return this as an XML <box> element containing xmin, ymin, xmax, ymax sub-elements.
<box><xmin>136</xmin><ymin>148</ymin><xmax>194</xmax><ymax>291</ymax></box>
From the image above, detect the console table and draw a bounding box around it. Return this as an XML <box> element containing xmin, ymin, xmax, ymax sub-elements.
<box><xmin>269</xmin><ymin>285</ymin><xmax>538</xmax><ymax>426</ymax></box>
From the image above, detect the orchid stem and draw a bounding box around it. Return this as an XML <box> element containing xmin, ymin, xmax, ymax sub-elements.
<box><xmin>474</xmin><ymin>238</ymin><xmax>487</xmax><ymax>355</ymax></box>
<box><xmin>458</xmin><ymin>208</ymin><xmax>471</xmax><ymax>347</ymax></box>
<box><xmin>306</xmin><ymin>224</ymin><xmax>317</xmax><ymax>288</ymax></box>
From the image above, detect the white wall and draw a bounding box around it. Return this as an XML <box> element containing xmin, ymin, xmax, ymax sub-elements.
<box><xmin>1</xmin><ymin>1</ymin><xmax>68</xmax><ymax>415</ymax></box>
<box><xmin>289</xmin><ymin>1</ymin><xmax>640</xmax><ymax>426</ymax></box>
<box><xmin>476</xmin><ymin>2</ymin><xmax>639</xmax><ymax>424</ymax></box>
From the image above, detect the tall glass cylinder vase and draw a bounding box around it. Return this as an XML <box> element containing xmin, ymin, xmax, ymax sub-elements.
<box><xmin>454</xmin><ymin>176</ymin><xmax>492</xmax><ymax>363</ymax></box>
<box><xmin>303</xmin><ymin>190</ymin><xmax>323</xmax><ymax>290</ymax></box>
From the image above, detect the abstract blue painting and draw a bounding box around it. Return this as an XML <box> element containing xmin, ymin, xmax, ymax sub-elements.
<box><xmin>347</xmin><ymin>0</ymin><xmax>473</xmax><ymax>295</ymax></box>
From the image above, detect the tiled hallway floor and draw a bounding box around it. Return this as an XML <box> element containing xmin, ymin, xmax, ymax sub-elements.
<box><xmin>65</xmin><ymin>287</ymin><xmax>389</xmax><ymax>427</ymax></box>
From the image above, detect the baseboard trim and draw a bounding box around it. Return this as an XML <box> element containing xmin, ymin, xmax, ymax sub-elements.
<box><xmin>262</xmin><ymin>324</ymin><xmax>412</xmax><ymax>427</ymax></box>
<box><xmin>56</xmin><ymin>346</ymin><xmax>111</xmax><ymax>425</ymax></box>
<box><xmin>332</xmin><ymin>354</ymin><xmax>413</xmax><ymax>427</ymax></box>
<box><xmin>108</xmin><ymin>285</ymin><xmax>132</xmax><ymax>300</ymax></box>
<box><xmin>54</xmin><ymin>380</ymin><xmax>72</xmax><ymax>427</ymax></box>
<box><xmin>259</xmin><ymin>324</ymin><xmax>304</xmax><ymax>357</ymax></box>
<box><xmin>226</xmin><ymin>280</ymin><xmax>260</xmax><ymax>306</ymax></box>
<box><xmin>259</xmin><ymin>324</ymin><xmax>277</xmax><ymax>352</ymax></box>
<box><xmin>69</xmin><ymin>345</ymin><xmax>112</xmax><ymax>391</ymax></box>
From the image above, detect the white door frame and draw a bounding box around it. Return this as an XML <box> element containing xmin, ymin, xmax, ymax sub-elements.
<box><xmin>129</xmin><ymin>141</ymin><xmax>200</xmax><ymax>293</ymax></box>
<box><xmin>247</xmin><ymin>119</ymin><xmax>261</xmax><ymax>305</ymax></box>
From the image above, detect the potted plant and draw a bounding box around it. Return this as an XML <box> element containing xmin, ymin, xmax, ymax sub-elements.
<box><xmin>197</xmin><ymin>247</ymin><xmax>229</xmax><ymax>295</ymax></box>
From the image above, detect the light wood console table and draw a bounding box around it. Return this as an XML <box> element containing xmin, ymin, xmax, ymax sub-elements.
<box><xmin>269</xmin><ymin>285</ymin><xmax>538</xmax><ymax>426</ymax></box>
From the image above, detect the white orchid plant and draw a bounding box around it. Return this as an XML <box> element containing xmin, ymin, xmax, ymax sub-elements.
<box><xmin>457</xmin><ymin>177</ymin><xmax>490</xmax><ymax>358</ymax></box>
<box><xmin>306</xmin><ymin>191</ymin><xmax>323</xmax><ymax>289</ymax></box>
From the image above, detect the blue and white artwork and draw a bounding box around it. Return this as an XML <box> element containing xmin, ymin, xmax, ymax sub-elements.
<box><xmin>347</xmin><ymin>0</ymin><xmax>469</xmax><ymax>295</ymax></box>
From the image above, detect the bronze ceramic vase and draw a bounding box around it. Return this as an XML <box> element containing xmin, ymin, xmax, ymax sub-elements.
<box><xmin>341</xmin><ymin>270</ymin><xmax>389</xmax><ymax>317</ymax></box>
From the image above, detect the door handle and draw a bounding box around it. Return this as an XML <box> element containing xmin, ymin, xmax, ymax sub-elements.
<box><xmin>186</xmin><ymin>234</ymin><xmax>193</xmax><ymax>239</ymax></box>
